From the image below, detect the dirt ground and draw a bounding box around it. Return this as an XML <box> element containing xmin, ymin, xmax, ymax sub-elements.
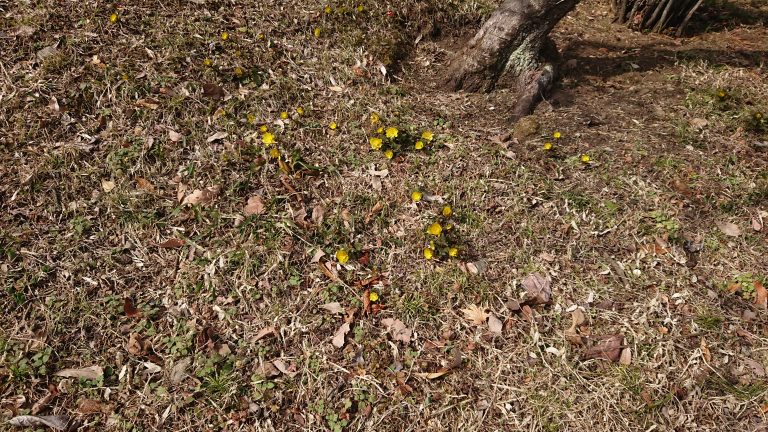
<box><xmin>1</xmin><ymin>0</ymin><xmax>767</xmax><ymax>431</ymax></box>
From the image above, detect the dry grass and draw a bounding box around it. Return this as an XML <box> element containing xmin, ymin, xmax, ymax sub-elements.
<box><xmin>1</xmin><ymin>0</ymin><xmax>767</xmax><ymax>431</ymax></box>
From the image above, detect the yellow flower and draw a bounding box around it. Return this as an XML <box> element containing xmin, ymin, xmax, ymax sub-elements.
<box><xmin>259</xmin><ymin>125</ymin><xmax>268</xmax><ymax>133</ymax></box>
<box><xmin>296</xmin><ymin>107</ymin><xmax>305</xmax><ymax>116</ymax></box>
<box><xmin>543</xmin><ymin>142</ymin><xmax>553</xmax><ymax>150</ymax></box>
<box><xmin>335</xmin><ymin>249</ymin><xmax>349</xmax><ymax>264</ymax></box>
<box><xmin>269</xmin><ymin>148</ymin><xmax>281</xmax><ymax>159</ymax></box>
<box><xmin>324</xmin><ymin>5</ymin><xmax>332</xmax><ymax>13</ymax></box>
<box><xmin>553</xmin><ymin>131</ymin><xmax>562</xmax><ymax>139</ymax></box>
<box><xmin>423</xmin><ymin>247</ymin><xmax>435</xmax><ymax>260</ymax></box>
<box><xmin>220</xmin><ymin>32</ymin><xmax>229</xmax><ymax>41</ymax></box>
<box><xmin>427</xmin><ymin>222</ymin><xmax>442</xmax><ymax>236</ymax></box>
<box><xmin>357</xmin><ymin>5</ymin><xmax>364</xmax><ymax>12</ymax></box>
<box><xmin>414</xmin><ymin>141</ymin><xmax>424</xmax><ymax>150</ymax></box>
<box><xmin>313</xmin><ymin>27</ymin><xmax>322</xmax><ymax>38</ymax></box>
<box><xmin>421</xmin><ymin>131</ymin><xmax>434</xmax><ymax>141</ymax></box>
<box><xmin>444</xmin><ymin>222</ymin><xmax>454</xmax><ymax>231</ymax></box>
<box><xmin>411</xmin><ymin>191</ymin><xmax>423</xmax><ymax>202</ymax></box>
<box><xmin>384</xmin><ymin>150</ymin><xmax>394</xmax><ymax>159</ymax></box>
<box><xmin>369</xmin><ymin>291</ymin><xmax>379</xmax><ymax>302</ymax></box>
<box><xmin>385</xmin><ymin>127</ymin><xmax>398</xmax><ymax>139</ymax></box>
<box><xmin>448</xmin><ymin>247</ymin><xmax>459</xmax><ymax>257</ymax></box>
<box><xmin>121</xmin><ymin>74</ymin><xmax>129</xmax><ymax>81</ymax></box>
<box><xmin>262</xmin><ymin>132</ymin><xmax>275</xmax><ymax>145</ymax></box>
<box><xmin>370</xmin><ymin>137</ymin><xmax>383</xmax><ymax>150</ymax></box>
<box><xmin>247</xmin><ymin>113</ymin><xmax>256</xmax><ymax>124</ymax></box>
<box><xmin>280</xmin><ymin>111</ymin><xmax>289</xmax><ymax>119</ymax></box>
<box><xmin>370</xmin><ymin>112</ymin><xmax>380</xmax><ymax>124</ymax></box>
<box><xmin>234</xmin><ymin>66</ymin><xmax>244</xmax><ymax>77</ymax></box>
<box><xmin>257</xmin><ymin>33</ymin><xmax>266</xmax><ymax>40</ymax></box>
<box><xmin>377</xmin><ymin>127</ymin><xmax>384</xmax><ymax>134</ymax></box>
<box><xmin>329</xmin><ymin>122</ymin><xmax>337</xmax><ymax>130</ymax></box>
<box><xmin>442</xmin><ymin>205</ymin><xmax>453</xmax><ymax>217</ymax></box>
<box><xmin>580</xmin><ymin>154</ymin><xmax>591</xmax><ymax>163</ymax></box>
<box><xmin>717</xmin><ymin>89</ymin><xmax>727</xmax><ymax>98</ymax></box>
<box><xmin>755</xmin><ymin>112</ymin><xmax>763</xmax><ymax>120</ymax></box>
<box><xmin>109</xmin><ymin>13</ymin><xmax>118</xmax><ymax>23</ymax></box>
<box><xmin>203</xmin><ymin>58</ymin><xmax>213</xmax><ymax>67</ymax></box>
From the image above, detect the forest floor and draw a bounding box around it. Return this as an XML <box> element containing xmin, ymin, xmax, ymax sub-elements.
<box><xmin>1</xmin><ymin>0</ymin><xmax>767</xmax><ymax>431</ymax></box>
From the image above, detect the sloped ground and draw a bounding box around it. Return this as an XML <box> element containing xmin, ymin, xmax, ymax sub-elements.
<box><xmin>1</xmin><ymin>0</ymin><xmax>767</xmax><ymax>431</ymax></box>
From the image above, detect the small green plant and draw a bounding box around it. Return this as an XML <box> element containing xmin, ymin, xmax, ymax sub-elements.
<box><xmin>648</xmin><ymin>210</ymin><xmax>680</xmax><ymax>238</ymax></box>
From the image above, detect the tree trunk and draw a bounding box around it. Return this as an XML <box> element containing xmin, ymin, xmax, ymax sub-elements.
<box><xmin>443</xmin><ymin>0</ymin><xmax>579</xmax><ymax>119</ymax></box>
<box><xmin>611</xmin><ymin>0</ymin><xmax>704</xmax><ymax>35</ymax></box>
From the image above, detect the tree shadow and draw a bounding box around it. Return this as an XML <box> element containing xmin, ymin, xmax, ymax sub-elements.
<box><xmin>560</xmin><ymin>40</ymin><xmax>767</xmax><ymax>82</ymax></box>
<box><xmin>685</xmin><ymin>0</ymin><xmax>768</xmax><ymax>35</ymax></box>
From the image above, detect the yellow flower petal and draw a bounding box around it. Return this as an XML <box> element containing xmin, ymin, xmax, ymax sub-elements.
<box><xmin>280</xmin><ymin>111</ymin><xmax>289</xmax><ymax>119</ymax></box>
<box><xmin>442</xmin><ymin>205</ymin><xmax>453</xmax><ymax>217</ymax></box>
<box><xmin>221</xmin><ymin>32</ymin><xmax>229</xmax><ymax>41</ymax></box>
<box><xmin>448</xmin><ymin>247</ymin><xmax>459</xmax><ymax>258</ymax></box>
<box><xmin>553</xmin><ymin>131</ymin><xmax>562</xmax><ymax>139</ymax></box>
<box><xmin>369</xmin><ymin>291</ymin><xmax>379</xmax><ymax>302</ymax></box>
<box><xmin>423</xmin><ymin>247</ymin><xmax>434</xmax><ymax>260</ymax></box>
<box><xmin>411</xmin><ymin>191</ymin><xmax>423</xmax><ymax>202</ymax></box>
<box><xmin>414</xmin><ymin>141</ymin><xmax>424</xmax><ymax>150</ymax></box>
<box><xmin>385</xmin><ymin>127</ymin><xmax>398</xmax><ymax>139</ymax></box>
<box><xmin>262</xmin><ymin>132</ymin><xmax>275</xmax><ymax>145</ymax></box>
<box><xmin>421</xmin><ymin>131</ymin><xmax>434</xmax><ymax>141</ymax></box>
<box><xmin>384</xmin><ymin>150</ymin><xmax>394</xmax><ymax>159</ymax></box>
<box><xmin>109</xmin><ymin>13</ymin><xmax>118</xmax><ymax>23</ymax></box>
<box><xmin>370</xmin><ymin>113</ymin><xmax>380</xmax><ymax>124</ymax></box>
<box><xmin>269</xmin><ymin>148</ymin><xmax>281</xmax><ymax>159</ymax></box>
<box><xmin>313</xmin><ymin>27</ymin><xmax>322</xmax><ymax>37</ymax></box>
<box><xmin>427</xmin><ymin>222</ymin><xmax>442</xmax><ymax>237</ymax></box>
<box><xmin>543</xmin><ymin>142</ymin><xmax>553</xmax><ymax>150</ymax></box>
<box><xmin>296</xmin><ymin>107</ymin><xmax>305</xmax><ymax>115</ymax></box>
<box><xmin>335</xmin><ymin>249</ymin><xmax>349</xmax><ymax>264</ymax></box>
<box><xmin>329</xmin><ymin>122</ymin><xmax>337</xmax><ymax>130</ymax></box>
<box><xmin>370</xmin><ymin>137</ymin><xmax>383</xmax><ymax>150</ymax></box>
<box><xmin>203</xmin><ymin>58</ymin><xmax>213</xmax><ymax>67</ymax></box>
<box><xmin>580</xmin><ymin>154</ymin><xmax>591</xmax><ymax>163</ymax></box>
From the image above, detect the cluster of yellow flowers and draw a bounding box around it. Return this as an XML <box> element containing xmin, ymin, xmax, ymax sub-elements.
<box><xmin>414</xmin><ymin>198</ymin><xmax>461</xmax><ymax>261</ymax></box>
<box><xmin>367</xmin><ymin>113</ymin><xmax>436</xmax><ymax>160</ymax></box>
<box><xmin>542</xmin><ymin>131</ymin><xmax>592</xmax><ymax>165</ymax></box>
<box><xmin>251</xmin><ymin>107</ymin><xmax>307</xmax><ymax>170</ymax></box>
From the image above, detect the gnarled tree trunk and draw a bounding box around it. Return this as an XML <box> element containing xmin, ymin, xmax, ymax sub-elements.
<box><xmin>611</xmin><ymin>0</ymin><xmax>704</xmax><ymax>35</ymax></box>
<box><xmin>443</xmin><ymin>0</ymin><xmax>579</xmax><ymax>118</ymax></box>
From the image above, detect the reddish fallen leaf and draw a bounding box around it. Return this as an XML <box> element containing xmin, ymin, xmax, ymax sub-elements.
<box><xmin>127</xmin><ymin>333</ymin><xmax>146</xmax><ymax>356</ymax></box>
<box><xmin>584</xmin><ymin>334</ymin><xmax>625</xmax><ymax>362</ymax></box>
<box><xmin>157</xmin><ymin>238</ymin><xmax>185</xmax><ymax>248</ymax></box>
<box><xmin>319</xmin><ymin>260</ymin><xmax>339</xmax><ymax>281</ymax></box>
<box><xmin>77</xmin><ymin>398</ymin><xmax>111</xmax><ymax>415</ymax></box>
<box><xmin>135</xmin><ymin>177</ymin><xmax>154</xmax><ymax>192</ymax></box>
<box><xmin>202</xmin><ymin>83</ymin><xmax>225</xmax><ymax>99</ymax></box>
<box><xmin>755</xmin><ymin>281</ymin><xmax>767</xmax><ymax>309</ymax></box>
<box><xmin>357</xmin><ymin>250</ymin><xmax>371</xmax><ymax>266</ymax></box>
<box><xmin>362</xmin><ymin>289</ymin><xmax>372</xmax><ymax>314</ymax></box>
<box><xmin>123</xmin><ymin>297</ymin><xmax>140</xmax><ymax>317</ymax></box>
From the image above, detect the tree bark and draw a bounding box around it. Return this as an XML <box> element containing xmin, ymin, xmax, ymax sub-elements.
<box><xmin>610</xmin><ymin>0</ymin><xmax>704</xmax><ymax>35</ymax></box>
<box><xmin>443</xmin><ymin>0</ymin><xmax>579</xmax><ymax>118</ymax></box>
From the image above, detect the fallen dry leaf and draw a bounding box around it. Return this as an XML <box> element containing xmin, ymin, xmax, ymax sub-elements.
<box><xmin>8</xmin><ymin>415</ymin><xmax>68</xmax><ymax>431</ymax></box>
<box><xmin>332</xmin><ymin>323</ymin><xmax>350</xmax><ymax>348</ymax></box>
<box><xmin>584</xmin><ymin>334</ymin><xmax>625</xmax><ymax>362</ymax></box>
<box><xmin>716</xmin><ymin>220</ymin><xmax>741</xmax><ymax>237</ymax></box>
<box><xmin>31</xmin><ymin>387</ymin><xmax>57</xmax><ymax>415</ymax></box>
<box><xmin>53</xmin><ymin>365</ymin><xmax>103</xmax><ymax>381</ymax></box>
<box><xmin>466</xmin><ymin>260</ymin><xmax>487</xmax><ymax>275</ymax></box>
<box><xmin>272</xmin><ymin>359</ymin><xmax>298</xmax><ymax>377</ymax></box>
<box><xmin>77</xmin><ymin>398</ymin><xmax>111</xmax><ymax>415</ymax></box>
<box><xmin>564</xmin><ymin>308</ymin><xmax>586</xmax><ymax>345</ymax></box>
<box><xmin>320</xmin><ymin>302</ymin><xmax>344</xmax><ymax>315</ymax></box>
<box><xmin>127</xmin><ymin>333</ymin><xmax>146</xmax><ymax>356</ymax></box>
<box><xmin>312</xmin><ymin>204</ymin><xmax>325</xmax><ymax>226</ymax></box>
<box><xmin>206</xmin><ymin>131</ymin><xmax>228</xmax><ymax>143</ymax></box>
<box><xmin>254</xmin><ymin>326</ymin><xmax>276</xmax><ymax>342</ymax></box>
<box><xmin>136</xmin><ymin>98</ymin><xmax>160</xmax><ymax>109</ymax></box>
<box><xmin>123</xmin><ymin>297</ymin><xmax>140</xmax><ymax>317</ymax></box>
<box><xmin>202</xmin><ymin>83</ymin><xmax>225</xmax><ymax>99</ymax></box>
<box><xmin>522</xmin><ymin>273</ymin><xmax>552</xmax><ymax>305</ymax></box>
<box><xmin>381</xmin><ymin>318</ymin><xmax>412</xmax><ymax>343</ymax></box>
<box><xmin>754</xmin><ymin>281</ymin><xmax>767</xmax><ymax>310</ymax></box>
<box><xmin>101</xmin><ymin>179</ymin><xmax>116</xmax><ymax>192</ymax></box>
<box><xmin>487</xmin><ymin>313</ymin><xmax>503</xmax><ymax>335</ymax></box>
<box><xmin>619</xmin><ymin>348</ymin><xmax>632</xmax><ymax>365</ymax></box>
<box><xmin>461</xmin><ymin>304</ymin><xmax>488</xmax><ymax>326</ymax></box>
<box><xmin>701</xmin><ymin>337</ymin><xmax>712</xmax><ymax>362</ymax></box>
<box><xmin>157</xmin><ymin>238</ymin><xmax>185</xmax><ymax>248</ymax></box>
<box><xmin>414</xmin><ymin>368</ymin><xmax>450</xmax><ymax>380</ymax></box>
<box><xmin>753</xmin><ymin>217</ymin><xmax>764</xmax><ymax>232</ymax></box>
<box><xmin>182</xmin><ymin>186</ymin><xmax>220</xmax><ymax>206</ymax></box>
<box><xmin>136</xmin><ymin>177</ymin><xmax>154</xmax><ymax>192</ymax></box>
<box><xmin>168</xmin><ymin>129</ymin><xmax>183</xmax><ymax>142</ymax></box>
<box><xmin>244</xmin><ymin>195</ymin><xmax>266</xmax><ymax>216</ymax></box>
<box><xmin>171</xmin><ymin>357</ymin><xmax>191</xmax><ymax>384</ymax></box>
